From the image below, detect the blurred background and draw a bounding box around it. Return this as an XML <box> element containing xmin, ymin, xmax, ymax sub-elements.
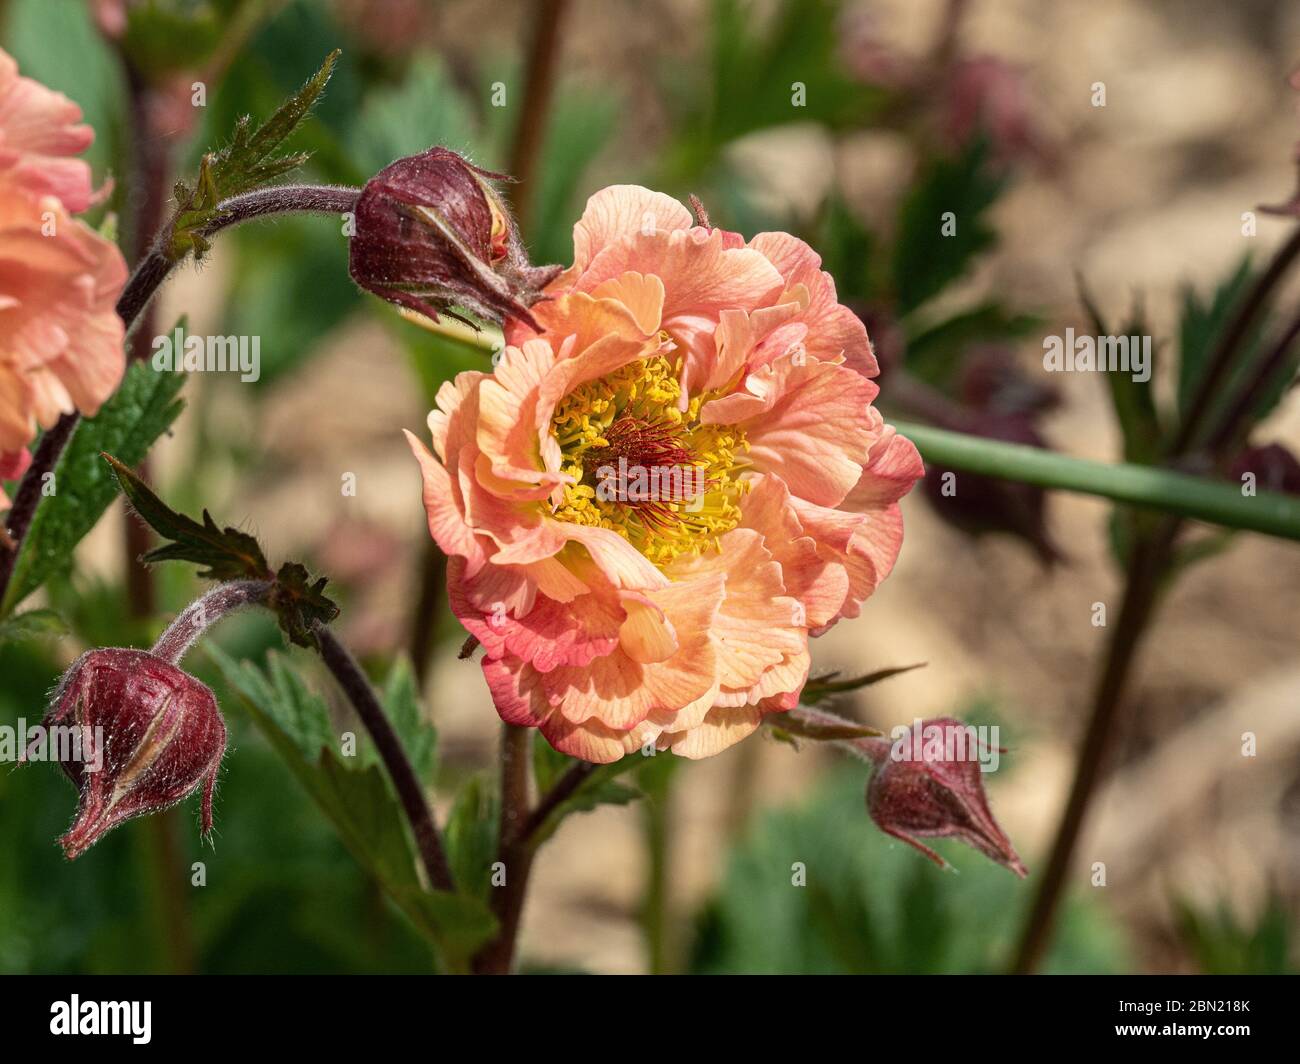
<box><xmin>1</xmin><ymin>0</ymin><xmax>1298</xmax><ymax>974</ymax></box>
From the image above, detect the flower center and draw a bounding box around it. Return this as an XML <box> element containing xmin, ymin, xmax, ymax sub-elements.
<box><xmin>551</xmin><ymin>354</ymin><xmax>749</xmax><ymax>567</ymax></box>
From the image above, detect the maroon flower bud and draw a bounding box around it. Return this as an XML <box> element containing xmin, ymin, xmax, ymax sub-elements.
<box><xmin>41</xmin><ymin>648</ymin><xmax>226</xmax><ymax>860</ymax></box>
<box><xmin>1227</xmin><ymin>443</ymin><xmax>1300</xmax><ymax>496</ymax></box>
<box><xmin>348</xmin><ymin>147</ymin><xmax>562</xmax><ymax>329</ymax></box>
<box><xmin>862</xmin><ymin>717</ymin><xmax>1026</xmax><ymax>877</ymax></box>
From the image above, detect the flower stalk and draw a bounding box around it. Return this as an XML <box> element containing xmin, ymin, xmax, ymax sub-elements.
<box><xmin>892</xmin><ymin>419</ymin><xmax>1300</xmax><ymax>541</ymax></box>
<box><xmin>313</xmin><ymin>624</ymin><xmax>455</xmax><ymax>894</ymax></box>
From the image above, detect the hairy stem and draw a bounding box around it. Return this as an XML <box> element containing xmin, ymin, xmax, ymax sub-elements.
<box><xmin>117</xmin><ymin>183</ymin><xmax>360</xmax><ymax>329</ymax></box>
<box><xmin>519</xmin><ymin>759</ymin><xmax>597</xmax><ymax>843</ymax></box>
<box><xmin>313</xmin><ymin>625</ymin><xmax>454</xmax><ymax>894</ymax></box>
<box><xmin>150</xmin><ymin>579</ymin><xmax>273</xmax><ymax>665</ymax></box>
<box><xmin>642</xmin><ymin>786</ymin><xmax>674</xmax><ymax>974</ymax></box>
<box><xmin>1011</xmin><ymin>518</ymin><xmax>1179</xmax><ymax>972</ymax></box>
<box><xmin>473</xmin><ymin>725</ymin><xmax>535</xmax><ymax>974</ymax></box>
<box><xmin>407</xmin><ymin>538</ymin><xmax>447</xmax><ymax>689</ymax></box>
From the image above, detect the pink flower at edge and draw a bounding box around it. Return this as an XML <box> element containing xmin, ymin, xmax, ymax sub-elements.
<box><xmin>0</xmin><ymin>47</ymin><xmax>126</xmax><ymax>510</ymax></box>
<box><xmin>407</xmin><ymin>185</ymin><xmax>924</xmax><ymax>763</ymax></box>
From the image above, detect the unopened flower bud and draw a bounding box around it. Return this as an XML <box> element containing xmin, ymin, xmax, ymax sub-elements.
<box><xmin>1228</xmin><ymin>443</ymin><xmax>1300</xmax><ymax>496</ymax></box>
<box><xmin>864</xmin><ymin>717</ymin><xmax>1026</xmax><ymax>877</ymax></box>
<box><xmin>348</xmin><ymin>146</ymin><xmax>562</xmax><ymax>329</ymax></box>
<box><xmin>41</xmin><ymin>648</ymin><xmax>226</xmax><ymax>859</ymax></box>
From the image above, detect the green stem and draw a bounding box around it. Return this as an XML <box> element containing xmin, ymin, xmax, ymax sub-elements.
<box><xmin>642</xmin><ymin>785</ymin><xmax>674</xmax><ymax>974</ymax></box>
<box><xmin>893</xmin><ymin>419</ymin><xmax>1300</xmax><ymax>542</ymax></box>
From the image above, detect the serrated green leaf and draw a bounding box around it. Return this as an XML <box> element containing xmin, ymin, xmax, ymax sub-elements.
<box><xmin>1</xmin><ymin>360</ymin><xmax>186</xmax><ymax>615</ymax></box>
<box><xmin>210</xmin><ymin>647</ymin><xmax>495</xmax><ymax>967</ymax></box>
<box><xmin>382</xmin><ymin>657</ymin><xmax>437</xmax><ymax>785</ymax></box>
<box><xmin>170</xmin><ymin>49</ymin><xmax>341</xmax><ymax>260</ymax></box>
<box><xmin>892</xmin><ymin>139</ymin><xmax>1005</xmax><ymax>316</ymax></box>
<box><xmin>0</xmin><ymin>608</ymin><xmax>68</xmax><ymax>644</ymax></box>
<box><xmin>103</xmin><ymin>462</ymin><xmax>339</xmax><ymax>648</ymax></box>
<box><xmin>104</xmin><ymin>454</ymin><xmax>270</xmax><ymax>581</ymax></box>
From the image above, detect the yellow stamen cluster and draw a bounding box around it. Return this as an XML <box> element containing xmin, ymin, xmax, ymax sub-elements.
<box><xmin>551</xmin><ymin>354</ymin><xmax>750</xmax><ymax>567</ymax></box>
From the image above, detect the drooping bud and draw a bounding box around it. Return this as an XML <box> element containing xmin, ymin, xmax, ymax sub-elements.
<box><xmin>39</xmin><ymin>648</ymin><xmax>227</xmax><ymax>859</ymax></box>
<box><xmin>348</xmin><ymin>146</ymin><xmax>562</xmax><ymax>329</ymax></box>
<box><xmin>862</xmin><ymin>717</ymin><xmax>1026</xmax><ymax>877</ymax></box>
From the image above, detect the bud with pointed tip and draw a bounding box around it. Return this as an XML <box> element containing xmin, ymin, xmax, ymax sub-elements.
<box><xmin>861</xmin><ymin>717</ymin><xmax>1026</xmax><ymax>877</ymax></box>
<box><xmin>40</xmin><ymin>647</ymin><xmax>226</xmax><ymax>860</ymax></box>
<box><xmin>348</xmin><ymin>146</ymin><xmax>562</xmax><ymax>329</ymax></box>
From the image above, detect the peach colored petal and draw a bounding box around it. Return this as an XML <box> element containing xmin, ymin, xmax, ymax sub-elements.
<box><xmin>749</xmin><ymin>230</ymin><xmax>878</xmax><ymax>377</ymax></box>
<box><xmin>663</xmin><ymin>704</ymin><xmax>763</xmax><ymax>759</ymax></box>
<box><xmin>0</xmin><ymin>198</ymin><xmax>125</xmax><ymax>456</ymax></box>
<box><xmin>703</xmin><ymin>354</ymin><xmax>880</xmax><ymax>507</ymax></box>
<box><xmin>590</xmin><ymin>271</ymin><xmax>666</xmax><ymax>336</ymax></box>
<box><xmin>576</xmin><ymin>227</ymin><xmax>785</xmax><ymax>371</ymax></box>
<box><xmin>666</xmin><ymin>528</ymin><xmax>803</xmax><ymax>690</ymax></box>
<box><xmin>428</xmin><ymin>372</ymin><xmax>483</xmax><ymax>462</ymax></box>
<box><xmin>739</xmin><ymin>473</ymin><xmax>850</xmax><ymax>628</ymax></box>
<box><xmin>0</xmin><ymin>49</ymin><xmax>95</xmax><ymax>212</ymax></box>
<box><xmin>534</xmin><ymin>569</ymin><xmax>722</xmax><ymax>729</ymax></box>
<box><xmin>451</xmin><ymin>564</ymin><xmax>623</xmax><ymax>673</ymax></box>
<box><xmin>403</xmin><ymin>430</ymin><xmax>487</xmax><ymax>572</ymax></box>
<box><xmin>617</xmin><ymin>592</ymin><xmax>678</xmax><ymax>664</ymax></box>
<box><xmin>475</xmin><ymin>337</ymin><xmax>561</xmax><ymax>495</ymax></box>
<box><xmin>703</xmin><ymin>303</ymin><xmax>804</xmax><ymax>393</ymax></box>
<box><xmin>570</xmin><ymin>184</ymin><xmax>693</xmax><ymax>274</ymax></box>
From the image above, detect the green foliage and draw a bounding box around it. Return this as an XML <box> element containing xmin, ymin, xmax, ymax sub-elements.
<box><xmin>524</xmin><ymin>87</ymin><xmax>620</xmax><ymax>261</ymax></box>
<box><xmin>104</xmin><ymin>459</ymin><xmax>338</xmax><ymax>648</ymax></box>
<box><xmin>1176</xmin><ymin>257</ymin><xmax>1259</xmax><ymax>422</ymax></box>
<box><xmin>220</xmin><ymin>218</ymin><xmax>363</xmax><ymax>385</ymax></box>
<box><xmin>443</xmin><ymin>775</ymin><xmax>498</xmax><ymax>903</ymax></box>
<box><xmin>663</xmin><ymin>0</ymin><xmax>886</xmax><ymax>182</ymax></box>
<box><xmin>1175</xmin><ymin>894</ymin><xmax>1296</xmax><ymax>974</ymax></box>
<box><xmin>1</xmin><ymin>362</ymin><xmax>186</xmax><ymax>617</ymax></box>
<box><xmin>892</xmin><ymin>139</ymin><xmax>1005</xmax><ymax>316</ymax></box>
<box><xmin>0</xmin><ymin>608</ymin><xmax>68</xmax><ymax>645</ymax></box>
<box><xmin>209</xmin><ymin>648</ymin><xmax>494</xmax><ymax>969</ymax></box>
<box><xmin>813</xmin><ymin>196</ymin><xmax>877</xmax><ymax>304</ymax></box>
<box><xmin>351</xmin><ymin>54</ymin><xmax>479</xmax><ymax>175</ymax></box>
<box><xmin>118</xmin><ymin>0</ymin><xmax>232</xmax><ymax>76</ymax></box>
<box><xmin>169</xmin><ymin>48</ymin><xmax>340</xmax><ymax>260</ymax></box>
<box><xmin>105</xmin><ymin>454</ymin><xmax>269</xmax><ymax>580</ymax></box>
<box><xmin>691</xmin><ymin>770</ymin><xmax>1130</xmax><ymax>974</ymax></box>
<box><xmin>380</xmin><ymin>659</ymin><xmax>437</xmax><ymax>785</ymax></box>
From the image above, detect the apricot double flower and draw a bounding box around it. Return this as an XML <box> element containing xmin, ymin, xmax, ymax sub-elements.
<box><xmin>408</xmin><ymin>186</ymin><xmax>923</xmax><ymax>762</ymax></box>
